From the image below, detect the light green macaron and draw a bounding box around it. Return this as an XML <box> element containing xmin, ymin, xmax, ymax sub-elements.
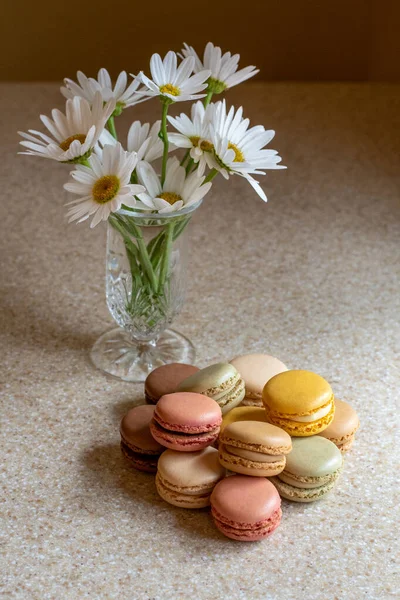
<box><xmin>270</xmin><ymin>436</ymin><xmax>343</xmax><ymax>502</ymax></box>
<box><xmin>176</xmin><ymin>363</ymin><xmax>245</xmax><ymax>414</ymax></box>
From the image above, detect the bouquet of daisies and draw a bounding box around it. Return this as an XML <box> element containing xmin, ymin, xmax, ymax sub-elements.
<box><xmin>19</xmin><ymin>42</ymin><xmax>285</xmax><ymax>331</ymax></box>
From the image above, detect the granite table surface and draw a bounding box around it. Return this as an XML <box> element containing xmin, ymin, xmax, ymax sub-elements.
<box><xmin>1</xmin><ymin>82</ymin><xmax>399</xmax><ymax>600</ymax></box>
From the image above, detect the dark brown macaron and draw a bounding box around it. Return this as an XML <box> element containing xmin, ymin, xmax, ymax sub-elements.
<box><xmin>120</xmin><ymin>405</ymin><xmax>164</xmax><ymax>473</ymax></box>
<box><xmin>144</xmin><ymin>363</ymin><xmax>200</xmax><ymax>404</ymax></box>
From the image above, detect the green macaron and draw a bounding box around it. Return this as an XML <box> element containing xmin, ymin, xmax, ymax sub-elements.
<box><xmin>176</xmin><ymin>363</ymin><xmax>245</xmax><ymax>414</ymax></box>
<box><xmin>270</xmin><ymin>436</ymin><xmax>343</xmax><ymax>502</ymax></box>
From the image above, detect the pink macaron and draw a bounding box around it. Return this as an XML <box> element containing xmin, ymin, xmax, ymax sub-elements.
<box><xmin>210</xmin><ymin>475</ymin><xmax>282</xmax><ymax>541</ymax></box>
<box><xmin>150</xmin><ymin>392</ymin><xmax>222</xmax><ymax>452</ymax></box>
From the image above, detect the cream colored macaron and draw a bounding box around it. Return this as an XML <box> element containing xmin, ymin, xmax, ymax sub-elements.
<box><xmin>229</xmin><ymin>354</ymin><xmax>288</xmax><ymax>407</ymax></box>
<box><xmin>155</xmin><ymin>447</ymin><xmax>226</xmax><ymax>508</ymax></box>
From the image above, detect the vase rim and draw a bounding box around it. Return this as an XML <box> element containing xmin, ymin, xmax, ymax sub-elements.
<box><xmin>117</xmin><ymin>198</ymin><xmax>203</xmax><ymax>220</ymax></box>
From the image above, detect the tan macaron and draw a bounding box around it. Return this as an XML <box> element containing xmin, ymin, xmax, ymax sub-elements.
<box><xmin>218</xmin><ymin>420</ymin><xmax>292</xmax><ymax>477</ymax></box>
<box><xmin>319</xmin><ymin>398</ymin><xmax>360</xmax><ymax>452</ymax></box>
<box><xmin>155</xmin><ymin>447</ymin><xmax>226</xmax><ymax>508</ymax></box>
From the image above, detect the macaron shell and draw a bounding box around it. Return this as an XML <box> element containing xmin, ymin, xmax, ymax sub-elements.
<box><xmin>230</xmin><ymin>353</ymin><xmax>288</xmax><ymax>397</ymax></box>
<box><xmin>219</xmin><ymin>420</ymin><xmax>292</xmax><ymax>454</ymax></box>
<box><xmin>240</xmin><ymin>395</ymin><xmax>264</xmax><ymax>407</ymax></box>
<box><xmin>150</xmin><ymin>420</ymin><xmax>219</xmax><ymax>451</ymax></box>
<box><xmin>221</xmin><ymin>407</ymin><xmax>268</xmax><ymax>432</ymax></box>
<box><xmin>157</xmin><ymin>447</ymin><xmax>225</xmax><ymax>494</ymax></box>
<box><xmin>218</xmin><ymin>378</ymin><xmax>246</xmax><ymax>414</ymax></box>
<box><xmin>120</xmin><ymin>405</ymin><xmax>164</xmax><ymax>454</ymax></box>
<box><xmin>278</xmin><ymin>468</ymin><xmax>341</xmax><ymax>489</ymax></box>
<box><xmin>212</xmin><ymin>507</ymin><xmax>282</xmax><ymax>541</ymax></box>
<box><xmin>284</xmin><ymin>436</ymin><xmax>343</xmax><ymax>478</ymax></box>
<box><xmin>263</xmin><ymin>370</ymin><xmax>333</xmax><ymax>416</ymax></box>
<box><xmin>144</xmin><ymin>363</ymin><xmax>200</xmax><ymax>404</ymax></box>
<box><xmin>177</xmin><ymin>363</ymin><xmax>239</xmax><ymax>394</ymax></box>
<box><xmin>319</xmin><ymin>398</ymin><xmax>360</xmax><ymax>449</ymax></box>
<box><xmin>265</xmin><ymin>399</ymin><xmax>335</xmax><ymax>436</ymax></box>
<box><xmin>154</xmin><ymin>392</ymin><xmax>222</xmax><ymax>433</ymax></box>
<box><xmin>210</xmin><ymin>475</ymin><xmax>281</xmax><ymax>526</ymax></box>
<box><xmin>271</xmin><ymin>476</ymin><xmax>337</xmax><ymax>503</ymax></box>
<box><xmin>120</xmin><ymin>441</ymin><xmax>160</xmax><ymax>473</ymax></box>
<box><xmin>218</xmin><ymin>444</ymin><xmax>286</xmax><ymax>477</ymax></box>
<box><xmin>155</xmin><ymin>473</ymin><xmax>212</xmax><ymax>508</ymax></box>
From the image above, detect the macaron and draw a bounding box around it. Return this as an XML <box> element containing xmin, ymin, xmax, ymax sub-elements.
<box><xmin>319</xmin><ymin>398</ymin><xmax>360</xmax><ymax>452</ymax></box>
<box><xmin>230</xmin><ymin>353</ymin><xmax>288</xmax><ymax>407</ymax></box>
<box><xmin>270</xmin><ymin>436</ymin><xmax>343</xmax><ymax>502</ymax></box>
<box><xmin>155</xmin><ymin>447</ymin><xmax>226</xmax><ymax>508</ymax></box>
<box><xmin>120</xmin><ymin>405</ymin><xmax>164</xmax><ymax>473</ymax></box>
<box><xmin>210</xmin><ymin>475</ymin><xmax>282</xmax><ymax>541</ymax></box>
<box><xmin>263</xmin><ymin>370</ymin><xmax>335</xmax><ymax>436</ymax></box>
<box><xmin>177</xmin><ymin>363</ymin><xmax>245</xmax><ymax>414</ymax></box>
<box><xmin>150</xmin><ymin>392</ymin><xmax>222</xmax><ymax>451</ymax></box>
<box><xmin>218</xmin><ymin>421</ymin><xmax>292</xmax><ymax>477</ymax></box>
<box><xmin>221</xmin><ymin>406</ymin><xmax>268</xmax><ymax>432</ymax></box>
<box><xmin>144</xmin><ymin>363</ymin><xmax>200</xmax><ymax>404</ymax></box>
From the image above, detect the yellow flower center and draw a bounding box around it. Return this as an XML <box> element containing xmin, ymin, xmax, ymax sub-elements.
<box><xmin>92</xmin><ymin>175</ymin><xmax>120</xmax><ymax>204</ymax></box>
<box><xmin>159</xmin><ymin>83</ymin><xmax>180</xmax><ymax>97</ymax></box>
<box><xmin>59</xmin><ymin>133</ymin><xmax>87</xmax><ymax>151</ymax></box>
<box><xmin>190</xmin><ymin>136</ymin><xmax>200</xmax><ymax>147</ymax></box>
<box><xmin>228</xmin><ymin>142</ymin><xmax>245</xmax><ymax>163</ymax></box>
<box><xmin>158</xmin><ymin>192</ymin><xmax>182</xmax><ymax>205</ymax></box>
<box><xmin>189</xmin><ymin>137</ymin><xmax>214</xmax><ymax>153</ymax></box>
<box><xmin>200</xmin><ymin>140</ymin><xmax>213</xmax><ymax>152</ymax></box>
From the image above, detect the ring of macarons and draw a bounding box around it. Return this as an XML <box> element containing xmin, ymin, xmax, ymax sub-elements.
<box><xmin>120</xmin><ymin>356</ymin><xmax>359</xmax><ymax>542</ymax></box>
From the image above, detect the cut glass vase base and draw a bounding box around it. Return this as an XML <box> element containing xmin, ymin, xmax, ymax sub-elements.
<box><xmin>90</xmin><ymin>327</ymin><xmax>196</xmax><ymax>383</ymax></box>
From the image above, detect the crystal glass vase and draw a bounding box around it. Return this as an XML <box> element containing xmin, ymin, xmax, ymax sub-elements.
<box><xmin>91</xmin><ymin>202</ymin><xmax>200</xmax><ymax>382</ymax></box>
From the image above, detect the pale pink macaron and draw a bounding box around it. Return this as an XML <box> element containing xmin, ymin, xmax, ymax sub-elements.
<box><xmin>210</xmin><ymin>475</ymin><xmax>282</xmax><ymax>541</ymax></box>
<box><xmin>150</xmin><ymin>392</ymin><xmax>222</xmax><ymax>451</ymax></box>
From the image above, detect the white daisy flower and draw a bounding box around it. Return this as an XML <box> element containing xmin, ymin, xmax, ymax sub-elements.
<box><xmin>127</xmin><ymin>120</ymin><xmax>164</xmax><ymax>163</ymax></box>
<box><xmin>98</xmin><ymin>120</ymin><xmax>167</xmax><ymax>165</ymax></box>
<box><xmin>19</xmin><ymin>92</ymin><xmax>115</xmax><ymax>163</ymax></box>
<box><xmin>136</xmin><ymin>51</ymin><xmax>210</xmax><ymax>103</ymax></box>
<box><xmin>64</xmin><ymin>143</ymin><xmax>145</xmax><ymax>228</ymax></box>
<box><xmin>61</xmin><ymin>69</ymin><xmax>148</xmax><ymax>112</ymax></box>
<box><xmin>167</xmin><ymin>101</ymin><xmax>214</xmax><ymax>175</ymax></box>
<box><xmin>181</xmin><ymin>42</ymin><xmax>259</xmax><ymax>93</ymax></box>
<box><xmin>208</xmin><ymin>100</ymin><xmax>285</xmax><ymax>201</ymax></box>
<box><xmin>136</xmin><ymin>157</ymin><xmax>212</xmax><ymax>213</ymax></box>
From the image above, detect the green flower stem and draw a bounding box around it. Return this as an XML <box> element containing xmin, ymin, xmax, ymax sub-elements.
<box><xmin>107</xmin><ymin>116</ymin><xmax>118</xmax><ymax>140</ymax></box>
<box><xmin>127</xmin><ymin>220</ymin><xmax>159</xmax><ymax>293</ymax></box>
<box><xmin>203</xmin><ymin>168</ymin><xmax>219</xmax><ymax>184</ymax></box>
<box><xmin>160</xmin><ymin>101</ymin><xmax>169</xmax><ymax>186</ymax></box>
<box><xmin>185</xmin><ymin>157</ymin><xmax>195</xmax><ymax>175</ymax></box>
<box><xmin>111</xmin><ymin>214</ymin><xmax>158</xmax><ymax>293</ymax></box>
<box><xmin>158</xmin><ymin>221</ymin><xmax>174</xmax><ymax>294</ymax></box>
<box><xmin>77</xmin><ymin>157</ymin><xmax>91</xmax><ymax>167</ymax></box>
<box><xmin>204</xmin><ymin>90</ymin><xmax>214</xmax><ymax>107</ymax></box>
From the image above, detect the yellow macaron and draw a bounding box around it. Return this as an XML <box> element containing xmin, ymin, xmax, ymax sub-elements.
<box><xmin>262</xmin><ymin>370</ymin><xmax>335</xmax><ymax>437</ymax></box>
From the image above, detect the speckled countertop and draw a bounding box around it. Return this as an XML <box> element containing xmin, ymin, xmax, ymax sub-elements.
<box><xmin>1</xmin><ymin>83</ymin><xmax>399</xmax><ymax>599</ymax></box>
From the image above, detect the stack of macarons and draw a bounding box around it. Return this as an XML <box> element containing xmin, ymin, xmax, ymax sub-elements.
<box><xmin>119</xmin><ymin>357</ymin><xmax>359</xmax><ymax>542</ymax></box>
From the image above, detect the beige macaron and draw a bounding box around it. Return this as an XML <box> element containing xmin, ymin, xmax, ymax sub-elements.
<box><xmin>229</xmin><ymin>354</ymin><xmax>288</xmax><ymax>407</ymax></box>
<box><xmin>319</xmin><ymin>398</ymin><xmax>360</xmax><ymax>452</ymax></box>
<box><xmin>155</xmin><ymin>447</ymin><xmax>226</xmax><ymax>508</ymax></box>
<box><xmin>218</xmin><ymin>420</ymin><xmax>292</xmax><ymax>477</ymax></box>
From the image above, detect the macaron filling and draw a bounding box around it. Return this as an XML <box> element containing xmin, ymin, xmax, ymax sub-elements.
<box><xmin>292</xmin><ymin>402</ymin><xmax>333</xmax><ymax>422</ymax></box>
<box><xmin>216</xmin><ymin>378</ymin><xmax>246</xmax><ymax>410</ymax></box>
<box><xmin>278</xmin><ymin>468</ymin><xmax>342</xmax><ymax>489</ymax></box>
<box><xmin>211</xmin><ymin>506</ymin><xmax>282</xmax><ymax>534</ymax></box>
<box><xmin>153</xmin><ymin>411</ymin><xmax>222</xmax><ymax>434</ymax></box>
<box><xmin>223</xmin><ymin>445</ymin><xmax>285</xmax><ymax>463</ymax></box>
<box><xmin>151</xmin><ymin>419</ymin><xmax>220</xmax><ymax>441</ymax></box>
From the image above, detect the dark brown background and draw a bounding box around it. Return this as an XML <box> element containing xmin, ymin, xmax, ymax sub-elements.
<box><xmin>2</xmin><ymin>0</ymin><xmax>400</xmax><ymax>81</ymax></box>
